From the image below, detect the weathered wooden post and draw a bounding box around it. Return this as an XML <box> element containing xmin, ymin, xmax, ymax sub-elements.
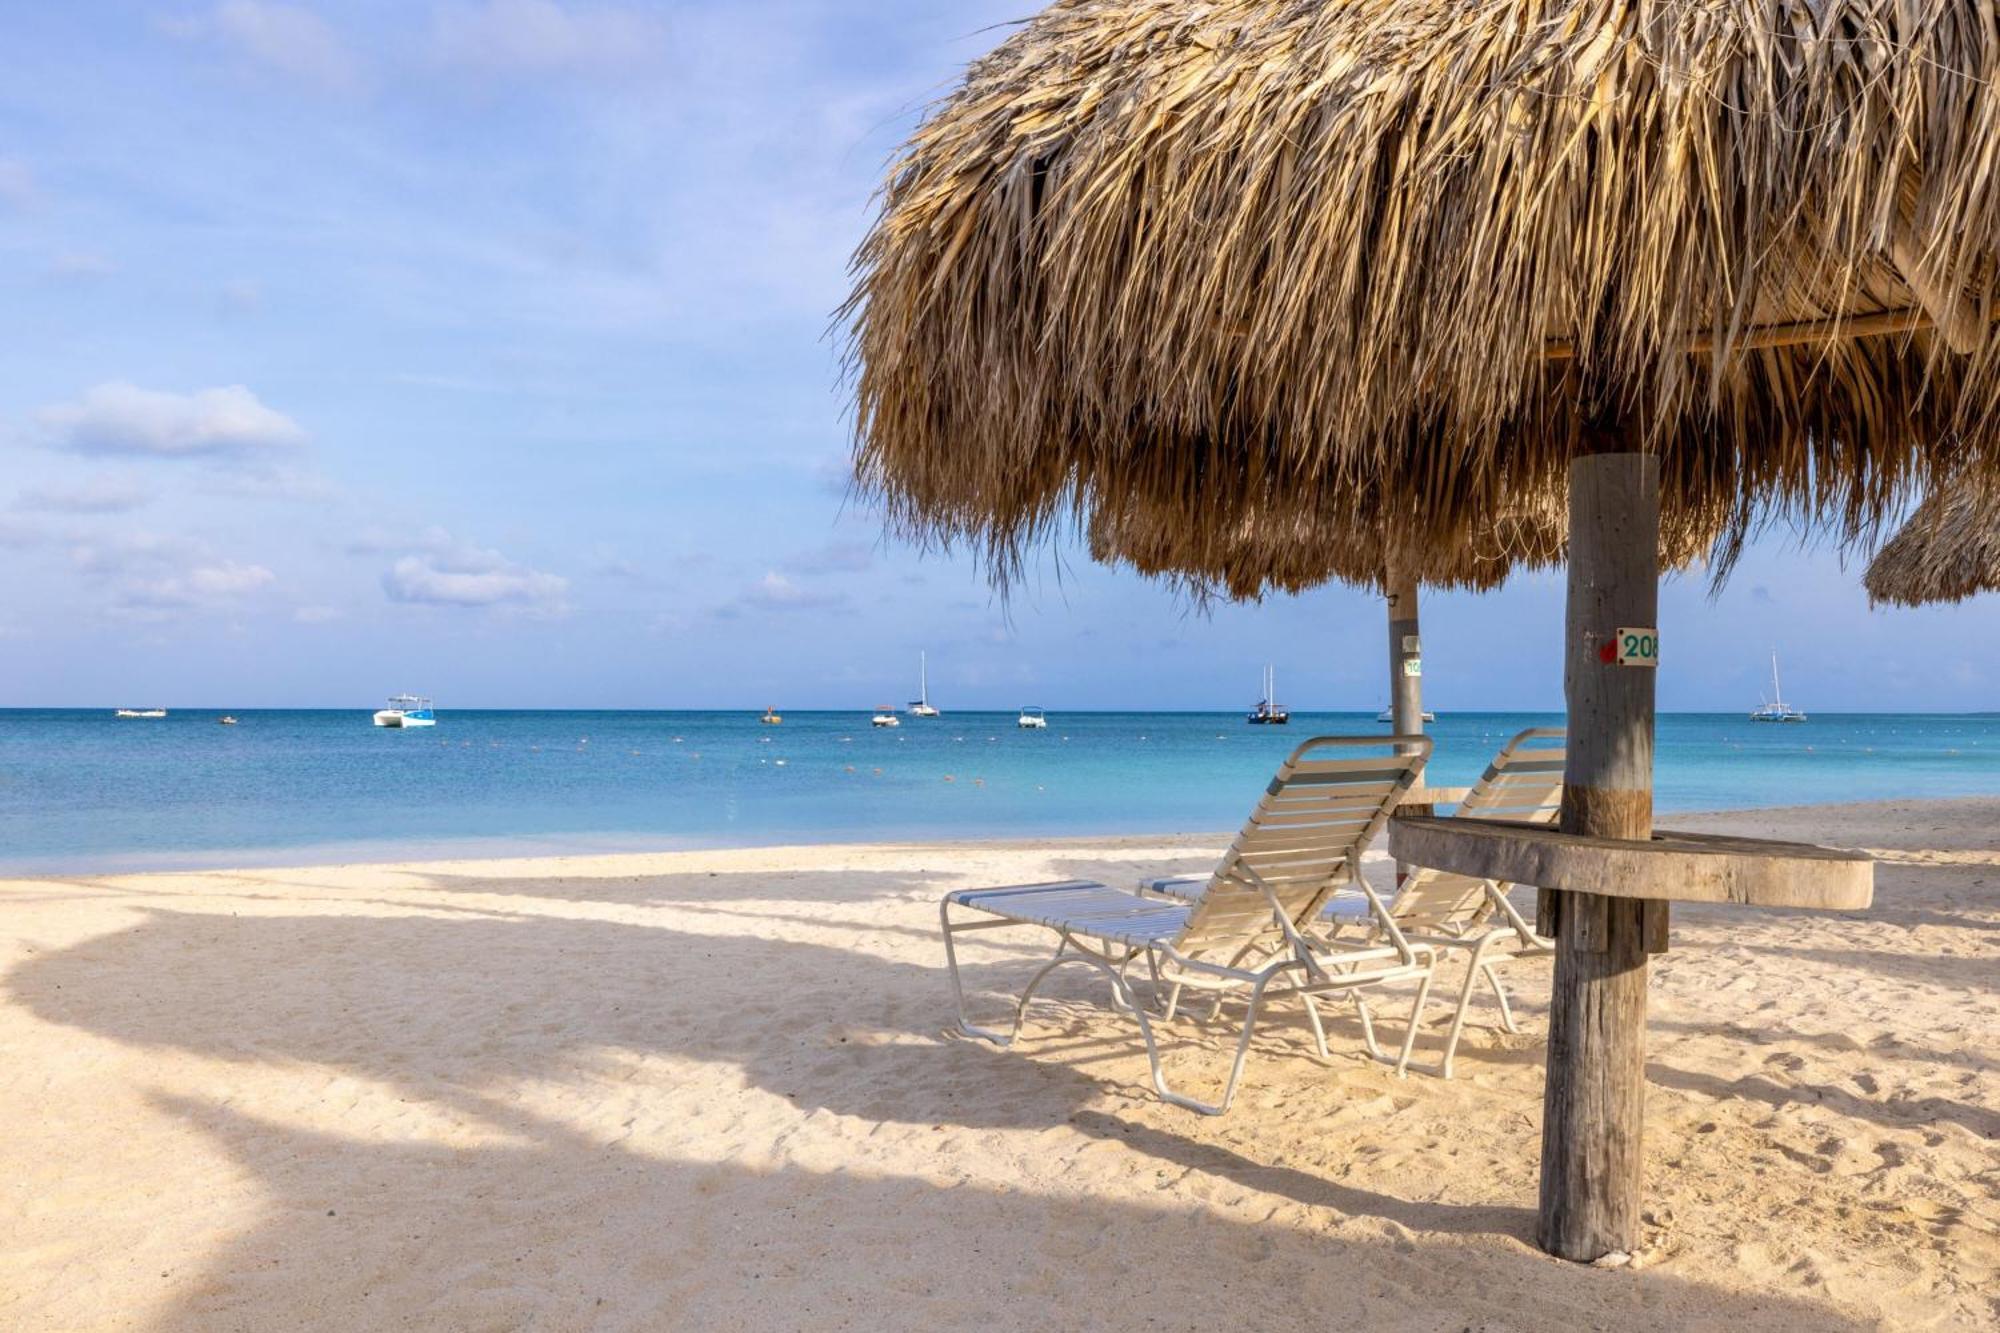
<box><xmin>1538</xmin><ymin>447</ymin><xmax>1668</xmax><ymax>1260</ymax></box>
<box><xmin>1385</xmin><ymin>559</ymin><xmax>1430</xmax><ymax>884</ymax></box>
<box><xmin>1385</xmin><ymin>561</ymin><xmax>1425</xmax><ymax>744</ymax></box>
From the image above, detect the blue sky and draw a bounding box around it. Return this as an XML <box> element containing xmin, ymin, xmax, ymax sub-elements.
<box><xmin>0</xmin><ymin>1</ymin><xmax>1991</xmax><ymax>713</ymax></box>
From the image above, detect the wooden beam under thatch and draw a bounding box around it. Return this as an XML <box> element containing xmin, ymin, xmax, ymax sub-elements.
<box><xmin>1865</xmin><ymin>485</ymin><xmax>2000</xmax><ymax>606</ymax></box>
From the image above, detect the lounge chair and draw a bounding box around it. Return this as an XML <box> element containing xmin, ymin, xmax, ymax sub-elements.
<box><xmin>940</xmin><ymin>734</ymin><xmax>1434</xmax><ymax>1115</ymax></box>
<box><xmin>1144</xmin><ymin>726</ymin><xmax>1564</xmax><ymax>1078</ymax></box>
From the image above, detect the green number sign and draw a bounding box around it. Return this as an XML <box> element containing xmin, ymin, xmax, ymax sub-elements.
<box><xmin>1615</xmin><ymin>627</ymin><xmax>1659</xmax><ymax>667</ymax></box>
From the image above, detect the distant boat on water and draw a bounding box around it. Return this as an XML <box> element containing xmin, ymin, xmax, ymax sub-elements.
<box><xmin>871</xmin><ymin>706</ymin><xmax>901</xmax><ymax>728</ymax></box>
<box><xmin>1750</xmin><ymin>652</ymin><xmax>1808</xmax><ymax>722</ymax></box>
<box><xmin>373</xmin><ymin>694</ymin><xmax>437</xmax><ymax>728</ymax></box>
<box><xmin>759</xmin><ymin>707</ymin><xmax>783</xmax><ymax>725</ymax></box>
<box><xmin>1376</xmin><ymin>706</ymin><xmax>1438</xmax><ymax>724</ymax></box>
<box><xmin>908</xmin><ymin>651</ymin><xmax>940</xmax><ymax>717</ymax></box>
<box><xmin>217</xmin><ymin>715</ymin><xmax>239</xmax><ymax>726</ymax></box>
<box><xmin>1017</xmin><ymin>706</ymin><xmax>1048</xmax><ymax>729</ymax></box>
<box><xmin>1247</xmin><ymin>666</ymin><xmax>1289</xmax><ymax>724</ymax></box>
<box><xmin>114</xmin><ymin>708</ymin><xmax>167</xmax><ymax>719</ymax></box>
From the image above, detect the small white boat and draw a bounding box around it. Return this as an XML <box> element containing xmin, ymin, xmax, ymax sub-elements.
<box><xmin>1750</xmin><ymin>651</ymin><xmax>1807</xmax><ymax>722</ymax></box>
<box><xmin>114</xmin><ymin>708</ymin><xmax>167</xmax><ymax>719</ymax></box>
<box><xmin>908</xmin><ymin>651</ymin><xmax>940</xmax><ymax>717</ymax></box>
<box><xmin>871</xmin><ymin>706</ymin><xmax>901</xmax><ymax>728</ymax></box>
<box><xmin>1376</xmin><ymin>706</ymin><xmax>1438</xmax><ymax>723</ymax></box>
<box><xmin>1017</xmin><ymin>706</ymin><xmax>1048</xmax><ymax>730</ymax></box>
<box><xmin>217</xmin><ymin>715</ymin><xmax>239</xmax><ymax>726</ymax></box>
<box><xmin>374</xmin><ymin>694</ymin><xmax>437</xmax><ymax>728</ymax></box>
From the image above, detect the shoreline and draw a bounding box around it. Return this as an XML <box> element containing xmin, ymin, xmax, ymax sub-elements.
<box><xmin>10</xmin><ymin>791</ymin><xmax>2000</xmax><ymax>880</ymax></box>
<box><xmin>3</xmin><ymin>797</ymin><xmax>1995</xmax><ymax>1329</ymax></box>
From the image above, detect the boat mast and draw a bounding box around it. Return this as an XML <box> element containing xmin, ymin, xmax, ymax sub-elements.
<box><xmin>1770</xmin><ymin>650</ymin><xmax>1783</xmax><ymax>709</ymax></box>
<box><xmin>920</xmin><ymin>650</ymin><xmax>928</xmax><ymax>706</ymax></box>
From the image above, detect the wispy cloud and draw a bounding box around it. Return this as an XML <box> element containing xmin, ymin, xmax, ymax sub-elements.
<box><xmin>68</xmin><ymin>532</ymin><xmax>279</xmax><ymax>619</ymax></box>
<box><xmin>782</xmin><ymin>540</ymin><xmax>873</xmax><ymax>576</ymax></box>
<box><xmin>46</xmin><ymin>250</ymin><xmax>115</xmax><ymax>281</ymax></box>
<box><xmin>713</xmin><ymin>570</ymin><xmax>849</xmax><ymax>620</ymax></box>
<box><xmin>40</xmin><ymin>383</ymin><xmax>307</xmax><ymax>458</ymax></box>
<box><xmin>0</xmin><ymin>159</ymin><xmax>38</xmax><ymax>211</ymax></box>
<box><xmin>293</xmin><ymin>604</ymin><xmax>343</xmax><ymax>623</ymax></box>
<box><xmin>167</xmin><ymin>1</ymin><xmax>365</xmax><ymax>94</ymax></box>
<box><xmin>430</xmin><ymin>0</ymin><xmax>669</xmax><ymax>79</ymax></box>
<box><xmin>14</xmin><ymin>474</ymin><xmax>150</xmax><ymax>515</ymax></box>
<box><xmin>381</xmin><ymin>530</ymin><xmax>569</xmax><ymax>611</ymax></box>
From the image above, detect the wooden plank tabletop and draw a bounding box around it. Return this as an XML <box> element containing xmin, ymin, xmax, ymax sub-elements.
<box><xmin>1388</xmin><ymin>815</ymin><xmax>1874</xmax><ymax>910</ymax></box>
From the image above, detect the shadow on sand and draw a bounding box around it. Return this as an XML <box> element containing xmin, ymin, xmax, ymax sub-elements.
<box><xmin>8</xmin><ymin>864</ymin><xmax>1879</xmax><ymax>1331</ymax></box>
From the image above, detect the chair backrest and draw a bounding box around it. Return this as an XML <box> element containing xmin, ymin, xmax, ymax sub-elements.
<box><xmin>1175</xmin><ymin>734</ymin><xmax>1432</xmax><ymax>959</ymax></box>
<box><xmin>1387</xmin><ymin>727</ymin><xmax>1565</xmax><ymax>932</ymax></box>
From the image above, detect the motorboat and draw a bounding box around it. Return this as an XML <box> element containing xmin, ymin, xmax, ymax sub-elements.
<box><xmin>114</xmin><ymin>708</ymin><xmax>167</xmax><ymax>718</ymax></box>
<box><xmin>871</xmin><ymin>706</ymin><xmax>901</xmax><ymax>728</ymax></box>
<box><xmin>908</xmin><ymin>651</ymin><xmax>940</xmax><ymax>717</ymax></box>
<box><xmin>1017</xmin><ymin>706</ymin><xmax>1048</xmax><ymax>730</ymax></box>
<box><xmin>217</xmin><ymin>715</ymin><xmax>239</xmax><ymax>726</ymax></box>
<box><xmin>373</xmin><ymin>694</ymin><xmax>437</xmax><ymax>728</ymax></box>
<box><xmin>759</xmin><ymin>708</ymin><xmax>783</xmax><ymax>725</ymax></box>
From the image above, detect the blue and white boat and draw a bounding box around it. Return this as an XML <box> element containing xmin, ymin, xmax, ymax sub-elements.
<box><xmin>1749</xmin><ymin>653</ymin><xmax>1807</xmax><ymax>723</ymax></box>
<box><xmin>373</xmin><ymin>694</ymin><xmax>437</xmax><ymax>728</ymax></box>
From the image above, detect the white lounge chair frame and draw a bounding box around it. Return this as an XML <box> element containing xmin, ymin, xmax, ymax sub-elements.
<box><xmin>1143</xmin><ymin>726</ymin><xmax>1565</xmax><ymax>1078</ymax></box>
<box><xmin>941</xmin><ymin>734</ymin><xmax>1434</xmax><ymax>1115</ymax></box>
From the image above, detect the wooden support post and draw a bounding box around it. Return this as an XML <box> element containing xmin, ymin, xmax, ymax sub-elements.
<box><xmin>1538</xmin><ymin>450</ymin><xmax>1664</xmax><ymax>1262</ymax></box>
<box><xmin>1385</xmin><ymin>563</ymin><xmax>1428</xmax><ymax>885</ymax></box>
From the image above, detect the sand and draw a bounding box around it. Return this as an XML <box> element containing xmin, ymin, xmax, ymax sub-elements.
<box><xmin>1</xmin><ymin>798</ymin><xmax>1995</xmax><ymax>1331</ymax></box>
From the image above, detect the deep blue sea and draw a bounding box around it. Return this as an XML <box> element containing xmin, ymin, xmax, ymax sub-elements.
<box><xmin>2</xmin><ymin>708</ymin><xmax>1996</xmax><ymax>873</ymax></box>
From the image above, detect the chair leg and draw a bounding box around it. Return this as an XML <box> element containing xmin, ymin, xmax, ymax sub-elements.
<box><xmin>940</xmin><ymin>898</ymin><xmax>1072</xmax><ymax>1046</ymax></box>
<box><xmin>1439</xmin><ymin>934</ymin><xmax>1506</xmax><ymax>1079</ymax></box>
<box><xmin>1394</xmin><ymin>965</ymin><xmax>1438</xmax><ymax>1077</ymax></box>
<box><xmin>1352</xmin><ymin>993</ymin><xmax>1382</xmax><ymax>1059</ymax></box>
<box><xmin>1482</xmin><ymin>962</ymin><xmax>1519</xmax><ymax>1033</ymax></box>
<box><xmin>1300</xmin><ymin>994</ymin><xmax>1330</xmax><ymax>1060</ymax></box>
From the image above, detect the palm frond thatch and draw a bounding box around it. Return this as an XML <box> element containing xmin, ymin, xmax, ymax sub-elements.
<box><xmin>845</xmin><ymin>0</ymin><xmax>2000</xmax><ymax>583</ymax></box>
<box><xmin>1864</xmin><ymin>484</ymin><xmax>2000</xmax><ymax>606</ymax></box>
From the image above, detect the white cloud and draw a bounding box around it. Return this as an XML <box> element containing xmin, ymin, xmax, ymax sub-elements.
<box><xmin>714</xmin><ymin>570</ymin><xmax>849</xmax><ymax>619</ymax></box>
<box><xmin>0</xmin><ymin>159</ymin><xmax>37</xmax><ymax>211</ymax></box>
<box><xmin>218</xmin><ymin>278</ymin><xmax>263</xmax><ymax>315</ymax></box>
<box><xmin>0</xmin><ymin>515</ymin><xmax>49</xmax><ymax>549</ymax></box>
<box><xmin>14</xmin><ymin>474</ymin><xmax>150</xmax><ymax>515</ymax></box>
<box><xmin>381</xmin><ymin>531</ymin><xmax>569</xmax><ymax>611</ymax></box>
<box><xmin>40</xmin><ymin>382</ymin><xmax>307</xmax><ymax>458</ymax></box>
<box><xmin>169</xmin><ymin>2</ymin><xmax>363</xmax><ymax>94</ymax></box>
<box><xmin>430</xmin><ymin>0</ymin><xmax>668</xmax><ymax>78</ymax></box>
<box><xmin>67</xmin><ymin>532</ymin><xmax>279</xmax><ymax>618</ymax></box>
<box><xmin>47</xmin><ymin>251</ymin><xmax>115</xmax><ymax>281</ymax></box>
<box><xmin>783</xmin><ymin>540</ymin><xmax>873</xmax><ymax>576</ymax></box>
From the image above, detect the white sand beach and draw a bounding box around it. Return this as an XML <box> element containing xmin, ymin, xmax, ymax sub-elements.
<box><xmin>2</xmin><ymin>798</ymin><xmax>1996</xmax><ymax>1331</ymax></box>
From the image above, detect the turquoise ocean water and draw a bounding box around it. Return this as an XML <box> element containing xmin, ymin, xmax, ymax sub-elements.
<box><xmin>2</xmin><ymin>709</ymin><xmax>1996</xmax><ymax>873</ymax></box>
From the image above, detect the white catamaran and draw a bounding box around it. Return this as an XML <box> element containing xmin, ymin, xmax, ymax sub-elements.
<box><xmin>373</xmin><ymin>694</ymin><xmax>437</xmax><ymax>728</ymax></box>
<box><xmin>1750</xmin><ymin>652</ymin><xmax>1807</xmax><ymax>723</ymax></box>
<box><xmin>908</xmin><ymin>651</ymin><xmax>940</xmax><ymax>717</ymax></box>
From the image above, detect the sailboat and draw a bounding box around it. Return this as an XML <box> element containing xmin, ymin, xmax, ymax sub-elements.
<box><xmin>908</xmin><ymin>651</ymin><xmax>940</xmax><ymax>717</ymax></box>
<box><xmin>1246</xmin><ymin>665</ymin><xmax>1290</xmax><ymax>724</ymax></box>
<box><xmin>1750</xmin><ymin>651</ymin><xmax>1808</xmax><ymax>722</ymax></box>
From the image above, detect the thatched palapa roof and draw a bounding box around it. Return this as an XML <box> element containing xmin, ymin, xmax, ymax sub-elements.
<box><xmin>1864</xmin><ymin>484</ymin><xmax>2000</xmax><ymax>606</ymax></box>
<box><xmin>846</xmin><ymin>0</ymin><xmax>2000</xmax><ymax>581</ymax></box>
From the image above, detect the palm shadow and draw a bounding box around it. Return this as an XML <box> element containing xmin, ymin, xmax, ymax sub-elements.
<box><xmin>129</xmin><ymin>1090</ymin><xmax>1872</xmax><ymax>1333</ymax></box>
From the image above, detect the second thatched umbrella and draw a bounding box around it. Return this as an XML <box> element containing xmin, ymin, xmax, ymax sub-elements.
<box><xmin>848</xmin><ymin>0</ymin><xmax>1997</xmax><ymax>1261</ymax></box>
<box><xmin>1865</xmin><ymin>485</ymin><xmax>2000</xmax><ymax>606</ymax></box>
<box><xmin>1087</xmin><ymin>490</ymin><xmax>1570</xmax><ymax>738</ymax></box>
